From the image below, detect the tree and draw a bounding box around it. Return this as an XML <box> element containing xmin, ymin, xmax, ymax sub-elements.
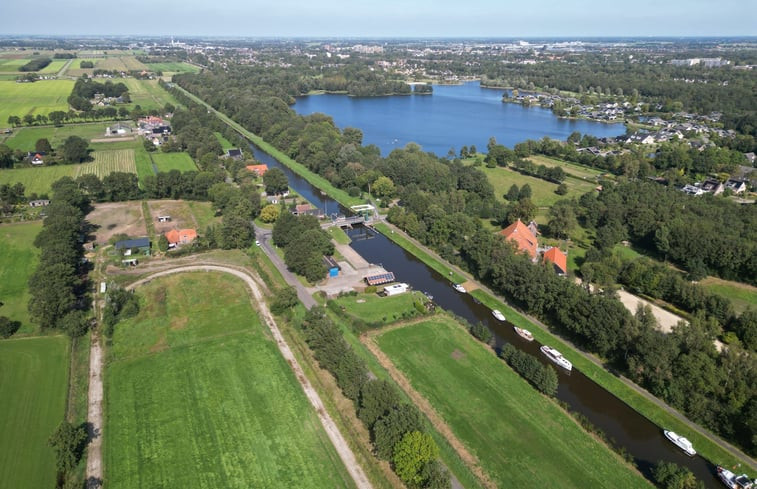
<box><xmin>0</xmin><ymin>144</ymin><xmax>13</xmax><ymax>169</ymax></box>
<box><xmin>358</xmin><ymin>379</ymin><xmax>402</xmax><ymax>429</ymax></box>
<box><xmin>48</xmin><ymin>421</ymin><xmax>88</xmax><ymax>474</ymax></box>
<box><xmin>59</xmin><ymin>310</ymin><xmax>90</xmax><ymax>338</ymax></box>
<box><xmin>35</xmin><ymin>138</ymin><xmax>52</xmax><ymax>154</ymax></box>
<box><xmin>392</xmin><ymin>431</ymin><xmax>439</xmax><ymax>485</ymax></box>
<box><xmin>505</xmin><ymin>184</ymin><xmax>520</xmax><ymax>202</ymax></box>
<box><xmin>373</xmin><ymin>404</ymin><xmax>424</xmax><ymax>459</ymax></box>
<box><xmin>158</xmin><ymin>234</ymin><xmax>169</xmax><ymax>252</ymax></box>
<box><xmin>7</xmin><ymin>115</ymin><xmax>21</xmax><ymax>127</ymax></box>
<box><xmin>653</xmin><ymin>461</ymin><xmax>704</xmax><ymax>489</ymax></box>
<box><xmin>270</xmin><ymin>286</ymin><xmax>299</xmax><ymax>315</ymax></box>
<box><xmin>61</xmin><ymin>136</ymin><xmax>89</xmax><ymax>163</ymax></box>
<box><xmin>547</xmin><ymin>201</ymin><xmax>577</xmax><ymax>239</ymax></box>
<box><xmin>263</xmin><ymin>167</ymin><xmax>288</xmax><ymax>195</ymax></box>
<box><xmin>555</xmin><ymin>183</ymin><xmax>568</xmax><ymax>195</ymax></box>
<box><xmin>260</xmin><ymin>204</ymin><xmax>281</xmax><ymax>223</ymax></box>
<box><xmin>372</xmin><ymin>176</ymin><xmax>396</xmax><ymax>199</ymax></box>
<box><xmin>0</xmin><ymin>316</ymin><xmax>21</xmax><ymax>338</ymax></box>
<box><xmin>519</xmin><ymin>183</ymin><xmax>532</xmax><ymax>200</ymax></box>
<box><xmin>419</xmin><ymin>460</ymin><xmax>450</xmax><ymax>489</ymax></box>
<box><xmin>23</xmin><ymin>114</ymin><xmax>35</xmax><ymax>126</ymax></box>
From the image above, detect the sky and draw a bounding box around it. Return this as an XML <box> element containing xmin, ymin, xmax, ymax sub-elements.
<box><xmin>2</xmin><ymin>0</ymin><xmax>756</xmax><ymax>37</ymax></box>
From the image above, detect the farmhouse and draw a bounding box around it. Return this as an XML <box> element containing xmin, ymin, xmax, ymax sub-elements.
<box><xmin>543</xmin><ymin>247</ymin><xmax>568</xmax><ymax>275</ymax></box>
<box><xmin>105</xmin><ymin>123</ymin><xmax>132</xmax><ymax>136</ymax></box>
<box><xmin>30</xmin><ymin>153</ymin><xmax>45</xmax><ymax>166</ymax></box>
<box><xmin>165</xmin><ymin>228</ymin><xmax>197</xmax><ymax>246</ymax></box>
<box><xmin>246</xmin><ymin>164</ymin><xmax>268</xmax><ymax>176</ymax></box>
<box><xmin>115</xmin><ymin>237</ymin><xmax>151</xmax><ymax>256</ymax></box>
<box><xmin>499</xmin><ymin>219</ymin><xmax>538</xmax><ymax>260</ymax></box>
<box><xmin>225</xmin><ymin>148</ymin><xmax>243</xmax><ymax>160</ymax></box>
<box><xmin>724</xmin><ymin>178</ymin><xmax>748</xmax><ymax>194</ymax></box>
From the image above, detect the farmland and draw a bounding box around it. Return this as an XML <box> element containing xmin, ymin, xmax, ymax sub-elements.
<box><xmin>151</xmin><ymin>152</ymin><xmax>197</xmax><ymax>172</ymax></box>
<box><xmin>0</xmin><ymin>165</ymin><xmax>75</xmax><ymax>195</ymax></box>
<box><xmin>0</xmin><ymin>79</ymin><xmax>75</xmax><ymax>125</ymax></box>
<box><xmin>0</xmin><ymin>221</ymin><xmax>42</xmax><ymax>334</ymax></box>
<box><xmin>122</xmin><ymin>78</ymin><xmax>181</xmax><ymax>111</ymax></box>
<box><xmin>75</xmin><ymin>149</ymin><xmax>136</xmax><ymax>179</ymax></box>
<box><xmin>374</xmin><ymin>318</ymin><xmax>651</xmax><ymax>489</ymax></box>
<box><xmin>144</xmin><ymin>62</ymin><xmax>201</xmax><ymax>74</ymax></box>
<box><xmin>134</xmin><ymin>145</ymin><xmax>155</xmax><ymax>183</ymax></box>
<box><xmin>0</xmin><ymin>336</ymin><xmax>69</xmax><ymax>489</ymax></box>
<box><xmin>106</xmin><ymin>273</ymin><xmax>354</xmax><ymax>489</ymax></box>
<box><xmin>2</xmin><ymin>123</ymin><xmax>110</xmax><ymax>150</ymax></box>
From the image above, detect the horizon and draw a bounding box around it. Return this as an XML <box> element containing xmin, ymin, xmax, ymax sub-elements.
<box><xmin>2</xmin><ymin>0</ymin><xmax>755</xmax><ymax>38</ymax></box>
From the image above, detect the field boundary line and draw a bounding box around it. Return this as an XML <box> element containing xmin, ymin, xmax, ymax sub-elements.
<box><xmin>361</xmin><ymin>330</ymin><xmax>496</xmax><ymax>489</ymax></box>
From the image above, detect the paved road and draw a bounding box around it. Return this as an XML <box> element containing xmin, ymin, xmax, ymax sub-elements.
<box><xmin>255</xmin><ymin>227</ymin><xmax>317</xmax><ymax>309</ymax></box>
<box><xmin>127</xmin><ymin>265</ymin><xmax>372</xmax><ymax>489</ymax></box>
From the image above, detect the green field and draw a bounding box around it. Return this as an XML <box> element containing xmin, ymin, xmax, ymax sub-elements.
<box><xmin>0</xmin><ymin>336</ymin><xmax>70</xmax><ymax>489</ymax></box>
<box><xmin>145</xmin><ymin>62</ymin><xmax>201</xmax><ymax>74</ymax></box>
<box><xmin>0</xmin><ymin>79</ymin><xmax>74</xmax><ymax>126</ymax></box>
<box><xmin>0</xmin><ymin>58</ymin><xmax>31</xmax><ymax>72</ymax></box>
<box><xmin>151</xmin><ymin>151</ymin><xmax>197</xmax><ymax>172</ymax></box>
<box><xmin>0</xmin><ymin>221</ymin><xmax>42</xmax><ymax>334</ymax></box>
<box><xmin>482</xmin><ymin>165</ymin><xmax>596</xmax><ymax>208</ymax></box>
<box><xmin>700</xmin><ymin>277</ymin><xmax>757</xmax><ymax>314</ymax></box>
<box><xmin>134</xmin><ymin>145</ymin><xmax>155</xmax><ymax>184</ymax></box>
<box><xmin>0</xmin><ymin>165</ymin><xmax>75</xmax><ymax>195</ymax></box>
<box><xmin>3</xmin><ymin>123</ymin><xmax>110</xmax><ymax>150</ymax></box>
<box><xmin>375</xmin><ymin>318</ymin><xmax>651</xmax><ymax>489</ymax></box>
<box><xmin>106</xmin><ymin>273</ymin><xmax>354</xmax><ymax>489</ymax></box>
<box><xmin>333</xmin><ymin>291</ymin><xmax>424</xmax><ymax>325</ymax></box>
<box><xmin>527</xmin><ymin>154</ymin><xmax>605</xmax><ymax>180</ymax></box>
<box><xmin>122</xmin><ymin>78</ymin><xmax>181</xmax><ymax>111</ymax></box>
<box><xmin>39</xmin><ymin>60</ymin><xmax>67</xmax><ymax>74</ymax></box>
<box><xmin>75</xmin><ymin>149</ymin><xmax>136</xmax><ymax>178</ymax></box>
<box><xmin>214</xmin><ymin>131</ymin><xmax>234</xmax><ymax>150</ymax></box>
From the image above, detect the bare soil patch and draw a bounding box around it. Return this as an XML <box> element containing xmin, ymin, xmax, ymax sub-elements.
<box><xmin>451</xmin><ymin>349</ymin><xmax>465</xmax><ymax>360</ymax></box>
<box><xmin>147</xmin><ymin>200</ymin><xmax>199</xmax><ymax>234</ymax></box>
<box><xmin>87</xmin><ymin>201</ymin><xmax>147</xmax><ymax>244</ymax></box>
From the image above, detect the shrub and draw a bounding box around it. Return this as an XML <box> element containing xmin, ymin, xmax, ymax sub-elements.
<box><xmin>0</xmin><ymin>316</ymin><xmax>21</xmax><ymax>338</ymax></box>
<box><xmin>499</xmin><ymin>343</ymin><xmax>558</xmax><ymax>396</ymax></box>
<box><xmin>469</xmin><ymin>321</ymin><xmax>492</xmax><ymax>344</ymax></box>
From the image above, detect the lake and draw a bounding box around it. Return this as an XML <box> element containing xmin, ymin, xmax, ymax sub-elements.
<box><xmin>293</xmin><ymin>81</ymin><xmax>626</xmax><ymax>156</ymax></box>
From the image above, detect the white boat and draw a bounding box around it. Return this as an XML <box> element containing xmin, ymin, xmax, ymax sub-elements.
<box><xmin>453</xmin><ymin>283</ymin><xmax>466</xmax><ymax>293</ymax></box>
<box><xmin>540</xmin><ymin>345</ymin><xmax>572</xmax><ymax>371</ymax></box>
<box><xmin>514</xmin><ymin>327</ymin><xmax>534</xmax><ymax>342</ymax></box>
<box><xmin>663</xmin><ymin>430</ymin><xmax>696</xmax><ymax>456</ymax></box>
<box><xmin>717</xmin><ymin>465</ymin><xmax>754</xmax><ymax>489</ymax></box>
<box><xmin>492</xmin><ymin>310</ymin><xmax>505</xmax><ymax>321</ymax></box>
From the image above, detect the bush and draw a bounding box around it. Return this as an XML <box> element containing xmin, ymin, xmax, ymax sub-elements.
<box><xmin>0</xmin><ymin>316</ymin><xmax>21</xmax><ymax>338</ymax></box>
<box><xmin>499</xmin><ymin>344</ymin><xmax>558</xmax><ymax>396</ymax></box>
<box><xmin>469</xmin><ymin>321</ymin><xmax>492</xmax><ymax>344</ymax></box>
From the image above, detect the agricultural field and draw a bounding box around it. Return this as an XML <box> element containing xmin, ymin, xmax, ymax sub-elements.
<box><xmin>75</xmin><ymin>149</ymin><xmax>136</xmax><ymax>179</ymax></box>
<box><xmin>0</xmin><ymin>79</ymin><xmax>75</xmax><ymax>125</ymax></box>
<box><xmin>375</xmin><ymin>318</ymin><xmax>651</xmax><ymax>489</ymax></box>
<box><xmin>3</xmin><ymin>123</ymin><xmax>111</xmax><ymax>150</ymax></box>
<box><xmin>0</xmin><ymin>221</ymin><xmax>42</xmax><ymax>334</ymax></box>
<box><xmin>122</xmin><ymin>78</ymin><xmax>181</xmax><ymax>111</ymax></box>
<box><xmin>700</xmin><ymin>277</ymin><xmax>757</xmax><ymax>314</ymax></box>
<box><xmin>0</xmin><ymin>58</ymin><xmax>31</xmax><ymax>72</ymax></box>
<box><xmin>134</xmin><ymin>144</ymin><xmax>155</xmax><ymax>183</ymax></box>
<box><xmin>0</xmin><ymin>165</ymin><xmax>75</xmax><ymax>195</ymax></box>
<box><xmin>144</xmin><ymin>62</ymin><xmax>201</xmax><ymax>74</ymax></box>
<box><xmin>86</xmin><ymin>201</ymin><xmax>146</xmax><ymax>244</ymax></box>
<box><xmin>106</xmin><ymin>273</ymin><xmax>355</xmax><ymax>489</ymax></box>
<box><xmin>0</xmin><ymin>336</ymin><xmax>69</xmax><ymax>489</ymax></box>
<box><xmin>186</xmin><ymin>201</ymin><xmax>220</xmax><ymax>230</ymax></box>
<box><xmin>38</xmin><ymin>59</ymin><xmax>67</xmax><ymax>74</ymax></box>
<box><xmin>151</xmin><ymin>152</ymin><xmax>197</xmax><ymax>172</ymax></box>
<box><xmin>482</xmin><ymin>165</ymin><xmax>596</xmax><ymax>209</ymax></box>
<box><xmin>93</xmin><ymin>56</ymin><xmax>147</xmax><ymax>72</ymax></box>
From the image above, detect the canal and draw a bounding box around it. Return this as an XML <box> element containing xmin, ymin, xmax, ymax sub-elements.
<box><xmin>248</xmin><ymin>142</ymin><xmax>726</xmax><ymax>488</ymax></box>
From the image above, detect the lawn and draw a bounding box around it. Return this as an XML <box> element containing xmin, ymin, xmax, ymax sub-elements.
<box><xmin>4</xmin><ymin>123</ymin><xmax>110</xmax><ymax>150</ymax></box>
<box><xmin>375</xmin><ymin>318</ymin><xmax>651</xmax><ymax>489</ymax></box>
<box><xmin>332</xmin><ymin>291</ymin><xmax>425</xmax><ymax>325</ymax></box>
<box><xmin>133</xmin><ymin>144</ymin><xmax>155</xmax><ymax>184</ymax></box>
<box><xmin>0</xmin><ymin>79</ymin><xmax>75</xmax><ymax>125</ymax></box>
<box><xmin>106</xmin><ymin>272</ymin><xmax>354</xmax><ymax>489</ymax></box>
<box><xmin>700</xmin><ymin>277</ymin><xmax>757</xmax><ymax>314</ymax></box>
<box><xmin>122</xmin><ymin>78</ymin><xmax>181</xmax><ymax>111</ymax></box>
<box><xmin>145</xmin><ymin>62</ymin><xmax>201</xmax><ymax>74</ymax></box>
<box><xmin>482</xmin><ymin>165</ymin><xmax>595</xmax><ymax>208</ymax></box>
<box><xmin>75</xmin><ymin>149</ymin><xmax>136</xmax><ymax>179</ymax></box>
<box><xmin>0</xmin><ymin>58</ymin><xmax>32</xmax><ymax>72</ymax></box>
<box><xmin>527</xmin><ymin>154</ymin><xmax>604</xmax><ymax>180</ymax></box>
<box><xmin>0</xmin><ymin>336</ymin><xmax>69</xmax><ymax>489</ymax></box>
<box><xmin>0</xmin><ymin>165</ymin><xmax>75</xmax><ymax>195</ymax></box>
<box><xmin>214</xmin><ymin>131</ymin><xmax>234</xmax><ymax>150</ymax></box>
<box><xmin>186</xmin><ymin>201</ymin><xmax>219</xmax><ymax>230</ymax></box>
<box><xmin>151</xmin><ymin>151</ymin><xmax>197</xmax><ymax>172</ymax></box>
<box><xmin>0</xmin><ymin>221</ymin><xmax>42</xmax><ymax>334</ymax></box>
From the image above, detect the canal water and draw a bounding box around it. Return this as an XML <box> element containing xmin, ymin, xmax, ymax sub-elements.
<box><xmin>292</xmin><ymin>81</ymin><xmax>626</xmax><ymax>156</ymax></box>
<box><xmin>247</xmin><ymin>144</ymin><xmax>726</xmax><ymax>488</ymax></box>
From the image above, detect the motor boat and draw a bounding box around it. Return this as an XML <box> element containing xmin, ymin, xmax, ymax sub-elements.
<box><xmin>540</xmin><ymin>345</ymin><xmax>572</xmax><ymax>371</ymax></box>
<box><xmin>663</xmin><ymin>430</ymin><xmax>696</xmax><ymax>456</ymax></box>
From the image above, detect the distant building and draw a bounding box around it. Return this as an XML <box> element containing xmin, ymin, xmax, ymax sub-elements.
<box><xmin>225</xmin><ymin>148</ymin><xmax>243</xmax><ymax>160</ymax></box>
<box><xmin>30</xmin><ymin>153</ymin><xmax>44</xmax><ymax>166</ymax></box>
<box><xmin>700</xmin><ymin>179</ymin><xmax>724</xmax><ymax>195</ymax></box>
<box><xmin>115</xmin><ymin>237</ymin><xmax>151</xmax><ymax>256</ymax></box>
<box><xmin>165</xmin><ymin>229</ymin><xmax>198</xmax><ymax>246</ymax></box>
<box><xmin>499</xmin><ymin>219</ymin><xmax>538</xmax><ymax>260</ymax></box>
<box><xmin>246</xmin><ymin>164</ymin><xmax>268</xmax><ymax>176</ymax></box>
<box><xmin>29</xmin><ymin>199</ymin><xmax>50</xmax><ymax>207</ymax></box>
<box><xmin>724</xmin><ymin>179</ymin><xmax>748</xmax><ymax>195</ymax></box>
<box><xmin>543</xmin><ymin>247</ymin><xmax>568</xmax><ymax>275</ymax></box>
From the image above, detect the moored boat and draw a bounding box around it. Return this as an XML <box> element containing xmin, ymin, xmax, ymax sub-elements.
<box><xmin>540</xmin><ymin>345</ymin><xmax>572</xmax><ymax>371</ymax></box>
<box><xmin>717</xmin><ymin>465</ymin><xmax>754</xmax><ymax>489</ymax></box>
<box><xmin>492</xmin><ymin>309</ymin><xmax>505</xmax><ymax>321</ymax></box>
<box><xmin>514</xmin><ymin>327</ymin><xmax>534</xmax><ymax>341</ymax></box>
<box><xmin>453</xmin><ymin>283</ymin><xmax>466</xmax><ymax>293</ymax></box>
<box><xmin>663</xmin><ymin>430</ymin><xmax>696</xmax><ymax>456</ymax></box>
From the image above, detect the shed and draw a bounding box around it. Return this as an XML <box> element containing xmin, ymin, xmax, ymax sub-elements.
<box><xmin>384</xmin><ymin>283</ymin><xmax>409</xmax><ymax>296</ymax></box>
<box><xmin>365</xmin><ymin>271</ymin><xmax>395</xmax><ymax>286</ymax></box>
<box><xmin>157</xmin><ymin>215</ymin><xmax>171</xmax><ymax>222</ymax></box>
<box><xmin>115</xmin><ymin>237</ymin><xmax>151</xmax><ymax>255</ymax></box>
<box><xmin>323</xmin><ymin>255</ymin><xmax>340</xmax><ymax>277</ymax></box>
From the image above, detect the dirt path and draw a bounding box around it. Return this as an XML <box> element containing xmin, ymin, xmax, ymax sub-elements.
<box><xmin>126</xmin><ymin>265</ymin><xmax>372</xmax><ymax>489</ymax></box>
<box><xmin>84</xmin><ymin>331</ymin><xmax>104</xmax><ymax>488</ymax></box>
<box><xmin>616</xmin><ymin>289</ymin><xmax>686</xmax><ymax>333</ymax></box>
<box><xmin>361</xmin><ymin>332</ymin><xmax>496</xmax><ymax>489</ymax></box>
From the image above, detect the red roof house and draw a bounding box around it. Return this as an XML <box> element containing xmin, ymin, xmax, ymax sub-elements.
<box><xmin>543</xmin><ymin>247</ymin><xmax>568</xmax><ymax>275</ymax></box>
<box><xmin>246</xmin><ymin>164</ymin><xmax>268</xmax><ymax>176</ymax></box>
<box><xmin>165</xmin><ymin>228</ymin><xmax>198</xmax><ymax>246</ymax></box>
<box><xmin>498</xmin><ymin>219</ymin><xmax>538</xmax><ymax>260</ymax></box>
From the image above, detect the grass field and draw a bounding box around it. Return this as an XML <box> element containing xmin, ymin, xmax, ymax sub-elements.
<box><xmin>39</xmin><ymin>60</ymin><xmax>67</xmax><ymax>74</ymax></box>
<box><xmin>75</xmin><ymin>149</ymin><xmax>136</xmax><ymax>179</ymax></box>
<box><xmin>186</xmin><ymin>201</ymin><xmax>219</xmax><ymax>230</ymax></box>
<box><xmin>700</xmin><ymin>277</ymin><xmax>757</xmax><ymax>314</ymax></box>
<box><xmin>106</xmin><ymin>273</ymin><xmax>354</xmax><ymax>488</ymax></box>
<box><xmin>0</xmin><ymin>336</ymin><xmax>69</xmax><ymax>489</ymax></box>
<box><xmin>3</xmin><ymin>123</ymin><xmax>110</xmax><ymax>150</ymax></box>
<box><xmin>0</xmin><ymin>165</ymin><xmax>75</xmax><ymax>195</ymax></box>
<box><xmin>0</xmin><ymin>58</ymin><xmax>31</xmax><ymax>72</ymax></box>
<box><xmin>527</xmin><ymin>154</ymin><xmax>605</xmax><ymax>180</ymax></box>
<box><xmin>151</xmin><ymin>151</ymin><xmax>197</xmax><ymax>172</ymax></box>
<box><xmin>375</xmin><ymin>318</ymin><xmax>651</xmax><ymax>489</ymax></box>
<box><xmin>482</xmin><ymin>165</ymin><xmax>596</xmax><ymax>208</ymax></box>
<box><xmin>333</xmin><ymin>291</ymin><xmax>425</xmax><ymax>325</ymax></box>
<box><xmin>0</xmin><ymin>79</ymin><xmax>75</xmax><ymax>125</ymax></box>
<box><xmin>122</xmin><ymin>78</ymin><xmax>181</xmax><ymax>111</ymax></box>
<box><xmin>145</xmin><ymin>62</ymin><xmax>201</xmax><ymax>73</ymax></box>
<box><xmin>134</xmin><ymin>145</ymin><xmax>155</xmax><ymax>185</ymax></box>
<box><xmin>0</xmin><ymin>221</ymin><xmax>42</xmax><ymax>334</ymax></box>
<box><xmin>214</xmin><ymin>132</ymin><xmax>234</xmax><ymax>150</ymax></box>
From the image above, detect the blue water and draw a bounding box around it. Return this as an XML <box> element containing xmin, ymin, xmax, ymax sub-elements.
<box><xmin>293</xmin><ymin>81</ymin><xmax>626</xmax><ymax>156</ymax></box>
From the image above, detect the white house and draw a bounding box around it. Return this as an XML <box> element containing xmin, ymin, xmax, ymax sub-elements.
<box><xmin>384</xmin><ymin>283</ymin><xmax>409</xmax><ymax>296</ymax></box>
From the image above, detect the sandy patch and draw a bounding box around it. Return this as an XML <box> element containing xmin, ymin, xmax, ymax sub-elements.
<box><xmin>616</xmin><ymin>289</ymin><xmax>686</xmax><ymax>333</ymax></box>
<box><xmin>87</xmin><ymin>201</ymin><xmax>147</xmax><ymax>244</ymax></box>
<box><xmin>147</xmin><ymin>199</ymin><xmax>199</xmax><ymax>234</ymax></box>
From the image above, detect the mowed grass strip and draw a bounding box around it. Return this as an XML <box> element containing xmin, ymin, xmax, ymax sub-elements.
<box><xmin>106</xmin><ymin>273</ymin><xmax>355</xmax><ymax>489</ymax></box>
<box><xmin>0</xmin><ymin>336</ymin><xmax>69</xmax><ymax>489</ymax></box>
<box><xmin>152</xmin><ymin>152</ymin><xmax>197</xmax><ymax>172</ymax></box>
<box><xmin>0</xmin><ymin>221</ymin><xmax>42</xmax><ymax>334</ymax></box>
<box><xmin>0</xmin><ymin>165</ymin><xmax>75</xmax><ymax>195</ymax></box>
<box><xmin>0</xmin><ymin>79</ymin><xmax>74</xmax><ymax>125</ymax></box>
<box><xmin>375</xmin><ymin>318</ymin><xmax>651</xmax><ymax>489</ymax></box>
<box><xmin>75</xmin><ymin>149</ymin><xmax>136</xmax><ymax>179</ymax></box>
